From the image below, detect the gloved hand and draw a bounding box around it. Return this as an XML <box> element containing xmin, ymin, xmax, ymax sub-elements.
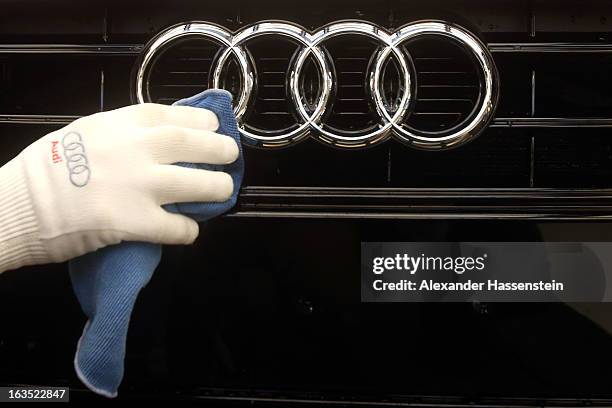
<box><xmin>0</xmin><ymin>103</ymin><xmax>239</xmax><ymax>273</ymax></box>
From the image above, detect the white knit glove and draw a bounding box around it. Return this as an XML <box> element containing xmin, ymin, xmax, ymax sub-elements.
<box><xmin>0</xmin><ymin>103</ymin><xmax>239</xmax><ymax>273</ymax></box>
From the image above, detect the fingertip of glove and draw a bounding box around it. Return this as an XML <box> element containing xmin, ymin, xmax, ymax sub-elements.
<box><xmin>183</xmin><ymin>217</ymin><xmax>200</xmax><ymax>244</ymax></box>
<box><xmin>222</xmin><ymin>136</ymin><xmax>240</xmax><ymax>164</ymax></box>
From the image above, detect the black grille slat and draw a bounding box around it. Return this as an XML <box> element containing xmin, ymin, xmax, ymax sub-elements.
<box><xmin>320</xmin><ymin>37</ymin><xmax>376</xmax><ymax>133</ymax></box>
<box><xmin>243</xmin><ymin>38</ymin><xmax>297</xmax><ymax>133</ymax></box>
<box><xmin>402</xmin><ymin>36</ymin><xmax>480</xmax><ymax>133</ymax></box>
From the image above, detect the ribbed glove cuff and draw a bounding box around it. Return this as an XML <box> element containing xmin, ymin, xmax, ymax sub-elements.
<box><xmin>0</xmin><ymin>158</ymin><xmax>49</xmax><ymax>272</ymax></box>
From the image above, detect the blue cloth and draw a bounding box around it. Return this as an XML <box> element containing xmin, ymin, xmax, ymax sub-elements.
<box><xmin>69</xmin><ymin>89</ymin><xmax>244</xmax><ymax>398</ymax></box>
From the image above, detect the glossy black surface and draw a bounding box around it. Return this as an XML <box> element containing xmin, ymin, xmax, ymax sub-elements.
<box><xmin>2</xmin><ymin>219</ymin><xmax>612</xmax><ymax>403</ymax></box>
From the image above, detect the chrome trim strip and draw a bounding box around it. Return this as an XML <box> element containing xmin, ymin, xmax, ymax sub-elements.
<box><xmin>0</xmin><ymin>44</ymin><xmax>142</xmax><ymax>55</ymax></box>
<box><xmin>233</xmin><ymin>186</ymin><xmax>612</xmax><ymax>220</ymax></box>
<box><xmin>3</xmin><ymin>115</ymin><xmax>612</xmax><ymax>129</ymax></box>
<box><xmin>0</xmin><ymin>114</ymin><xmax>79</xmax><ymax>125</ymax></box>
<box><xmin>240</xmin><ymin>186</ymin><xmax>612</xmax><ymax>198</ymax></box>
<box><xmin>229</xmin><ymin>211</ymin><xmax>612</xmax><ymax>221</ymax></box>
<box><xmin>491</xmin><ymin>118</ymin><xmax>612</xmax><ymax>128</ymax></box>
<box><xmin>489</xmin><ymin>42</ymin><xmax>612</xmax><ymax>53</ymax></box>
<box><xmin>194</xmin><ymin>393</ymin><xmax>612</xmax><ymax>408</ymax></box>
<box><xmin>2</xmin><ymin>41</ymin><xmax>612</xmax><ymax>55</ymax></box>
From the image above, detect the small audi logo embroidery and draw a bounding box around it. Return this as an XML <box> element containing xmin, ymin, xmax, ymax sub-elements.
<box><xmin>62</xmin><ymin>132</ymin><xmax>91</xmax><ymax>187</ymax></box>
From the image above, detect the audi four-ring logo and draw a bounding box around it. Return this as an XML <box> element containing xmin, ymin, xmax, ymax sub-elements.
<box><xmin>62</xmin><ymin>132</ymin><xmax>90</xmax><ymax>187</ymax></box>
<box><xmin>135</xmin><ymin>20</ymin><xmax>499</xmax><ymax>150</ymax></box>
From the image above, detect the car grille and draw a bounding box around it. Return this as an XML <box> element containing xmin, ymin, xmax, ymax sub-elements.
<box><xmin>2</xmin><ymin>1</ymin><xmax>612</xmax><ymax>219</ymax></box>
<box><xmin>3</xmin><ymin>2</ymin><xmax>612</xmax><ymax>405</ymax></box>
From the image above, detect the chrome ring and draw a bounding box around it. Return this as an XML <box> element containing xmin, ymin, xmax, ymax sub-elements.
<box><xmin>134</xmin><ymin>22</ymin><xmax>251</xmax><ymax>115</ymax></box>
<box><xmin>380</xmin><ymin>21</ymin><xmax>499</xmax><ymax>150</ymax></box>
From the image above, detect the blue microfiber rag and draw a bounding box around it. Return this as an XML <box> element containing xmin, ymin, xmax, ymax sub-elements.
<box><xmin>68</xmin><ymin>89</ymin><xmax>244</xmax><ymax>398</ymax></box>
